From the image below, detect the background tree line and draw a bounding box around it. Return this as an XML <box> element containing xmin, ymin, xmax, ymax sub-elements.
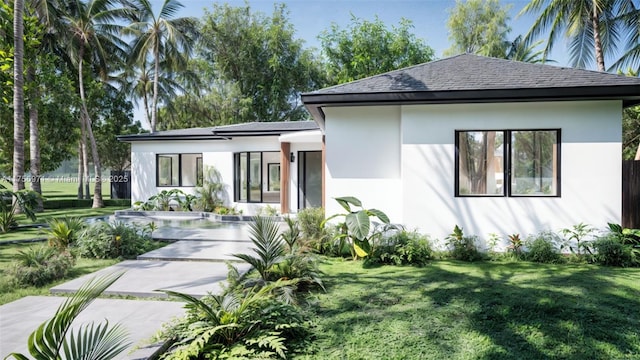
<box><xmin>5</xmin><ymin>0</ymin><xmax>640</xmax><ymax>209</ymax></box>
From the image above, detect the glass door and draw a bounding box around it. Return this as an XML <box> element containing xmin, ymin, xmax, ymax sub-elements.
<box><xmin>298</xmin><ymin>151</ymin><xmax>322</xmax><ymax>209</ymax></box>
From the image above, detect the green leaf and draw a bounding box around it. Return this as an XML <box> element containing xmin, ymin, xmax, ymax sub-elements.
<box><xmin>346</xmin><ymin>211</ymin><xmax>370</xmax><ymax>241</ymax></box>
<box><xmin>367</xmin><ymin>208</ymin><xmax>390</xmax><ymax>224</ymax></box>
<box><xmin>353</xmin><ymin>243</ymin><xmax>368</xmax><ymax>258</ymax></box>
<box><xmin>335</xmin><ymin>196</ymin><xmax>362</xmax><ymax>210</ymax></box>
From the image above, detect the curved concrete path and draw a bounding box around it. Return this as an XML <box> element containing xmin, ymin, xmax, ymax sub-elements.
<box><xmin>0</xmin><ymin>221</ymin><xmax>257</xmax><ymax>360</ymax></box>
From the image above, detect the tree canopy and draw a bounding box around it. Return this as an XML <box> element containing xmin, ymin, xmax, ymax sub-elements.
<box><xmin>445</xmin><ymin>0</ymin><xmax>511</xmax><ymax>58</ymax></box>
<box><xmin>320</xmin><ymin>15</ymin><xmax>435</xmax><ymax>84</ymax></box>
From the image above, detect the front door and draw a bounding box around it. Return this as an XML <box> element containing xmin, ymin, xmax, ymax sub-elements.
<box><xmin>298</xmin><ymin>151</ymin><xmax>322</xmax><ymax>209</ymax></box>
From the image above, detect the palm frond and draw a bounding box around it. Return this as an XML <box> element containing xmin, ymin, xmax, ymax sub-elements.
<box><xmin>6</xmin><ymin>272</ymin><xmax>129</xmax><ymax>360</ymax></box>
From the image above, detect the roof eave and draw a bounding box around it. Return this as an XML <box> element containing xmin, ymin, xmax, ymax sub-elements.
<box><xmin>301</xmin><ymin>85</ymin><xmax>640</xmax><ymax>121</ymax></box>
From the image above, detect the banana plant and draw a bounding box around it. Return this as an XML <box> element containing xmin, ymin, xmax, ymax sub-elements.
<box><xmin>6</xmin><ymin>272</ymin><xmax>130</xmax><ymax>360</ymax></box>
<box><xmin>322</xmin><ymin>196</ymin><xmax>393</xmax><ymax>259</ymax></box>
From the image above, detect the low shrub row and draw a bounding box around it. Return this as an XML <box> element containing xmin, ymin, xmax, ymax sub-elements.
<box><xmin>7</xmin><ymin>218</ymin><xmax>159</xmax><ymax>287</ymax></box>
<box><xmin>43</xmin><ymin>198</ymin><xmax>130</xmax><ymax>209</ymax></box>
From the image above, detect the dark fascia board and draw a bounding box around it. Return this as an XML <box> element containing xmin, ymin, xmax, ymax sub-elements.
<box><xmin>301</xmin><ymin>85</ymin><xmax>640</xmax><ymax>122</ymax></box>
<box><xmin>117</xmin><ymin>129</ymin><xmax>315</xmax><ymax>142</ymax></box>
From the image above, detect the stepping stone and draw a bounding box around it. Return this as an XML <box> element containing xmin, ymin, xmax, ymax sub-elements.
<box><xmin>138</xmin><ymin>240</ymin><xmax>256</xmax><ymax>262</ymax></box>
<box><xmin>50</xmin><ymin>261</ymin><xmax>252</xmax><ymax>298</ymax></box>
<box><xmin>0</xmin><ymin>296</ymin><xmax>185</xmax><ymax>360</ymax></box>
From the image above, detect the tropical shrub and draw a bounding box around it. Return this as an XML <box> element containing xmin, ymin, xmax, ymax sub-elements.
<box><xmin>7</xmin><ymin>245</ymin><xmax>75</xmax><ymax>286</ymax></box>
<box><xmin>323</xmin><ymin>196</ymin><xmax>397</xmax><ymax>259</ymax></box>
<box><xmin>161</xmin><ymin>282</ymin><xmax>311</xmax><ymax>360</ymax></box>
<box><xmin>368</xmin><ymin>229</ymin><xmax>433</xmax><ymax>266</ymax></box>
<box><xmin>445</xmin><ymin>225</ymin><xmax>483</xmax><ymax>262</ymax></box>
<box><xmin>233</xmin><ymin>216</ymin><xmax>285</xmax><ymax>281</ymax></box>
<box><xmin>0</xmin><ymin>185</ymin><xmax>39</xmax><ymax>233</ymax></box>
<box><xmin>592</xmin><ymin>233</ymin><xmax>638</xmax><ymax>267</ymax></box>
<box><xmin>506</xmin><ymin>233</ymin><xmax>523</xmax><ymax>257</ymax></box>
<box><xmin>524</xmin><ymin>231</ymin><xmax>563</xmax><ymax>263</ymax></box>
<box><xmin>45</xmin><ymin>217</ymin><xmax>85</xmax><ymax>250</ymax></box>
<box><xmin>76</xmin><ymin>221</ymin><xmax>156</xmax><ymax>259</ymax></box>
<box><xmin>192</xmin><ymin>166</ymin><xmax>226</xmax><ymax>212</ymax></box>
<box><xmin>6</xmin><ymin>272</ymin><xmax>130</xmax><ymax>360</ymax></box>
<box><xmin>560</xmin><ymin>222</ymin><xmax>595</xmax><ymax>256</ymax></box>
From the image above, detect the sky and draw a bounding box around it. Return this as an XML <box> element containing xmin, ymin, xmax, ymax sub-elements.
<box><xmin>149</xmin><ymin>0</ymin><xmax>570</xmax><ymax>65</ymax></box>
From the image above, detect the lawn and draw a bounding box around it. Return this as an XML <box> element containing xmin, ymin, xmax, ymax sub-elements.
<box><xmin>297</xmin><ymin>258</ymin><xmax>640</xmax><ymax>360</ymax></box>
<box><xmin>0</xmin><ymin>206</ymin><xmax>130</xmax><ymax>243</ymax></box>
<box><xmin>1</xmin><ymin>179</ymin><xmax>112</xmax><ymax>199</ymax></box>
<box><xmin>0</xmin><ymin>243</ymin><xmax>119</xmax><ymax>305</ymax></box>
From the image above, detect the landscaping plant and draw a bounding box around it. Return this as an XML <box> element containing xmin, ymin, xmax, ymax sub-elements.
<box><xmin>445</xmin><ymin>225</ymin><xmax>483</xmax><ymax>261</ymax></box>
<box><xmin>7</xmin><ymin>245</ymin><xmax>75</xmax><ymax>286</ymax></box>
<box><xmin>6</xmin><ymin>272</ymin><xmax>130</xmax><ymax>360</ymax></box>
<box><xmin>0</xmin><ymin>185</ymin><xmax>39</xmax><ymax>233</ymax></box>
<box><xmin>161</xmin><ymin>281</ymin><xmax>310</xmax><ymax>359</ymax></box>
<box><xmin>323</xmin><ymin>196</ymin><xmax>395</xmax><ymax>259</ymax></box>
<box><xmin>524</xmin><ymin>231</ymin><xmax>563</xmax><ymax>263</ymax></box>
<box><xmin>45</xmin><ymin>217</ymin><xmax>85</xmax><ymax>250</ymax></box>
<box><xmin>76</xmin><ymin>221</ymin><xmax>157</xmax><ymax>259</ymax></box>
<box><xmin>506</xmin><ymin>233</ymin><xmax>523</xmax><ymax>257</ymax></box>
<box><xmin>560</xmin><ymin>222</ymin><xmax>595</xmax><ymax>256</ymax></box>
<box><xmin>192</xmin><ymin>166</ymin><xmax>226</xmax><ymax>212</ymax></box>
<box><xmin>368</xmin><ymin>229</ymin><xmax>433</xmax><ymax>266</ymax></box>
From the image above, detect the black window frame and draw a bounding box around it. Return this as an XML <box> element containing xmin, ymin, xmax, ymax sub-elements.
<box><xmin>156</xmin><ymin>153</ymin><xmax>203</xmax><ymax>187</ymax></box>
<box><xmin>234</xmin><ymin>151</ymin><xmax>267</xmax><ymax>203</ymax></box>
<box><xmin>455</xmin><ymin>129</ymin><xmax>561</xmax><ymax>198</ymax></box>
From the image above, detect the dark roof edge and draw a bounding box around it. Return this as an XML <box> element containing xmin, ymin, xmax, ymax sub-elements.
<box><xmin>302</xmin><ymin>85</ymin><xmax>640</xmax><ymax>121</ymax></box>
<box><xmin>117</xmin><ymin>130</ymin><xmax>318</xmax><ymax>142</ymax></box>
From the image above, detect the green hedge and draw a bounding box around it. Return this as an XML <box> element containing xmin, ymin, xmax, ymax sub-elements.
<box><xmin>43</xmin><ymin>198</ymin><xmax>130</xmax><ymax>209</ymax></box>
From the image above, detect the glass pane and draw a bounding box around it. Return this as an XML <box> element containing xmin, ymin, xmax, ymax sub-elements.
<box><xmin>511</xmin><ymin>130</ymin><xmax>558</xmax><ymax>196</ymax></box>
<box><xmin>158</xmin><ymin>155</ymin><xmax>178</xmax><ymax>186</ymax></box>
<box><xmin>457</xmin><ymin>131</ymin><xmax>504</xmax><ymax>195</ymax></box>
<box><xmin>180</xmin><ymin>154</ymin><xmax>200</xmax><ymax>186</ymax></box>
<box><xmin>196</xmin><ymin>157</ymin><xmax>203</xmax><ymax>186</ymax></box>
<box><xmin>239</xmin><ymin>153</ymin><xmax>247</xmax><ymax>201</ymax></box>
<box><xmin>299</xmin><ymin>151</ymin><xmax>322</xmax><ymax>208</ymax></box>
<box><xmin>249</xmin><ymin>152</ymin><xmax>262</xmax><ymax>202</ymax></box>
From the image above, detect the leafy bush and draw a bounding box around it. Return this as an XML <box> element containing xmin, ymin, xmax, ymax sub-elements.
<box><xmin>192</xmin><ymin>166</ymin><xmax>226</xmax><ymax>212</ymax></box>
<box><xmin>296</xmin><ymin>207</ymin><xmax>333</xmax><ymax>252</ymax></box>
<box><xmin>592</xmin><ymin>234</ymin><xmax>638</xmax><ymax>267</ymax></box>
<box><xmin>524</xmin><ymin>232</ymin><xmax>563</xmax><ymax>263</ymax></box>
<box><xmin>445</xmin><ymin>225</ymin><xmax>483</xmax><ymax>262</ymax></box>
<box><xmin>560</xmin><ymin>223</ymin><xmax>595</xmax><ymax>256</ymax></box>
<box><xmin>161</xmin><ymin>282</ymin><xmax>311</xmax><ymax>360</ymax></box>
<box><xmin>46</xmin><ymin>217</ymin><xmax>85</xmax><ymax>250</ymax></box>
<box><xmin>368</xmin><ymin>230</ymin><xmax>433</xmax><ymax>266</ymax></box>
<box><xmin>8</xmin><ymin>245</ymin><xmax>75</xmax><ymax>286</ymax></box>
<box><xmin>76</xmin><ymin>221</ymin><xmax>156</xmax><ymax>259</ymax></box>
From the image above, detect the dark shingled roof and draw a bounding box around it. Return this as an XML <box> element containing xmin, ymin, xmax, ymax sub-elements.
<box><xmin>118</xmin><ymin>121</ymin><xmax>319</xmax><ymax>142</ymax></box>
<box><xmin>301</xmin><ymin>54</ymin><xmax>640</xmax><ymax>124</ymax></box>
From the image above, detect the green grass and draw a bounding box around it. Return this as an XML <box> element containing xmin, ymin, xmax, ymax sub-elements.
<box><xmin>296</xmin><ymin>258</ymin><xmax>640</xmax><ymax>360</ymax></box>
<box><xmin>0</xmin><ymin>243</ymin><xmax>119</xmax><ymax>305</ymax></box>
<box><xmin>0</xmin><ymin>206</ymin><xmax>129</xmax><ymax>243</ymax></box>
<box><xmin>1</xmin><ymin>179</ymin><xmax>112</xmax><ymax>199</ymax></box>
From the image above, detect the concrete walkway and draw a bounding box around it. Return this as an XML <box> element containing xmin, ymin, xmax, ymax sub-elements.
<box><xmin>0</xmin><ymin>220</ymin><xmax>257</xmax><ymax>360</ymax></box>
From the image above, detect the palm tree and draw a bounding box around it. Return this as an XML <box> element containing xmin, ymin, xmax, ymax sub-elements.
<box><xmin>123</xmin><ymin>0</ymin><xmax>197</xmax><ymax>132</ymax></box>
<box><xmin>519</xmin><ymin>0</ymin><xmax>635</xmax><ymax>71</ymax></box>
<box><xmin>61</xmin><ymin>0</ymin><xmax>128</xmax><ymax>207</ymax></box>
<box><xmin>13</xmin><ymin>0</ymin><xmax>25</xmax><ymax>193</ymax></box>
<box><xmin>505</xmin><ymin>35</ymin><xmax>549</xmax><ymax>64</ymax></box>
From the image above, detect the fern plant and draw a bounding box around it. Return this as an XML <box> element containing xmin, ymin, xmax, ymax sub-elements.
<box><xmin>162</xmin><ymin>281</ymin><xmax>307</xmax><ymax>359</ymax></box>
<box><xmin>233</xmin><ymin>216</ymin><xmax>285</xmax><ymax>281</ymax></box>
<box><xmin>6</xmin><ymin>272</ymin><xmax>130</xmax><ymax>360</ymax></box>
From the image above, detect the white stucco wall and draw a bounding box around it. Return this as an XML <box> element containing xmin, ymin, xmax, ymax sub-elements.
<box><xmin>130</xmin><ymin>136</ymin><xmax>289</xmax><ymax>214</ymax></box>
<box><xmin>322</xmin><ymin>100</ymin><xmax>622</xmax><ymax>247</ymax></box>
<box><xmin>323</xmin><ymin>106</ymin><xmax>403</xmax><ymax>222</ymax></box>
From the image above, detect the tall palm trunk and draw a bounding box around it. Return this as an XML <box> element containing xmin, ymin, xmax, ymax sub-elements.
<box><xmin>27</xmin><ymin>66</ymin><xmax>43</xmax><ymax>211</ymax></box>
<box><xmin>592</xmin><ymin>1</ymin><xmax>606</xmax><ymax>71</ymax></box>
<box><xmin>77</xmin><ymin>142</ymin><xmax>84</xmax><ymax>199</ymax></box>
<box><xmin>13</xmin><ymin>0</ymin><xmax>25</xmax><ymax>193</ymax></box>
<box><xmin>151</xmin><ymin>43</ymin><xmax>160</xmax><ymax>133</ymax></box>
<box><xmin>77</xmin><ymin>44</ymin><xmax>103</xmax><ymax>207</ymax></box>
<box><xmin>81</xmin><ymin>112</ymin><xmax>90</xmax><ymax>199</ymax></box>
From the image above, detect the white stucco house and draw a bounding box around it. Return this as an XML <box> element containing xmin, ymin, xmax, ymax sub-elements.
<box><xmin>121</xmin><ymin>54</ymin><xmax>640</xmax><ymax>242</ymax></box>
<box><xmin>118</xmin><ymin>121</ymin><xmax>324</xmax><ymax>215</ymax></box>
<box><xmin>300</xmin><ymin>54</ymin><xmax>640</xmax><ymax>242</ymax></box>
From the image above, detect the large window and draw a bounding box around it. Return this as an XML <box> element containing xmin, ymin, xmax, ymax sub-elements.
<box><xmin>455</xmin><ymin>129</ymin><xmax>560</xmax><ymax>197</ymax></box>
<box><xmin>156</xmin><ymin>153</ymin><xmax>203</xmax><ymax>187</ymax></box>
<box><xmin>234</xmin><ymin>152</ymin><xmax>280</xmax><ymax>203</ymax></box>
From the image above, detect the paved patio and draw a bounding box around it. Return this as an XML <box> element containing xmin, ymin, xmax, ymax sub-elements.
<box><xmin>0</xmin><ymin>219</ymin><xmax>257</xmax><ymax>360</ymax></box>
